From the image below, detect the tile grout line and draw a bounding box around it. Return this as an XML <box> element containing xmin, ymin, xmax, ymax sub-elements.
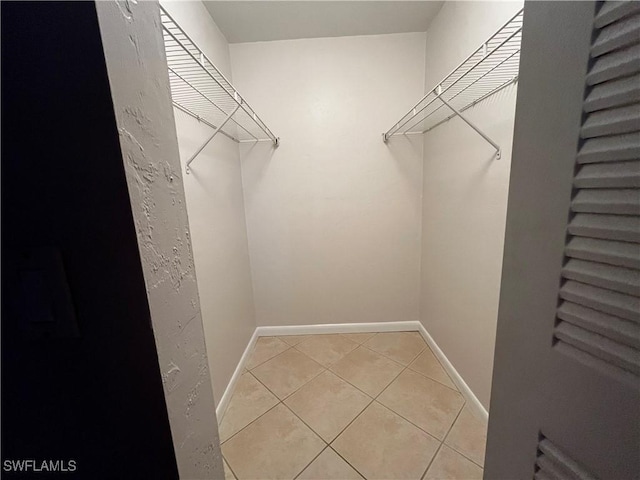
<box><xmin>324</xmin><ymin>337</ymin><xmax>436</xmax><ymax>479</ymax></box>
<box><xmin>443</xmin><ymin>433</ymin><xmax>487</xmax><ymax>469</ymax></box>
<box><xmin>222</xmin><ymin>456</ymin><xmax>239</xmax><ymax>480</ymax></box>
<box><xmin>291</xmin><ymin>445</ymin><xmax>331</xmax><ymax>480</ymax></box>
<box><xmin>245</xmin><ymin>342</ymin><xmax>293</xmax><ymax>371</ymax></box>
<box><xmin>224</xmin><ymin>366</ymin><xmax>337</xmax><ymax>448</ymax></box>
<box><xmin>420</xmin><ymin>404</ymin><xmax>468</xmax><ymax>480</ymax></box>
<box><xmin>241</xmin><ymin>370</ymin><xmax>366</xmax><ymax>479</ymax></box>
<box><xmin>281</xmin><ymin>335</ymin><xmax>382</xmax><ymax>479</ymax></box>
<box><xmin>328</xmin><ymin>445</ymin><xmax>368</xmax><ymax>480</ymax></box>
<box><xmin>291</xmin><ymin>336</ymin><xmax>360</xmax><ymax>368</ymax></box>
<box><xmin>360</xmin><ymin>333</ymin><xmax>461</xmax><ymax>393</ymax></box>
<box><xmin>219</xmin><ymin>389</ymin><xmax>282</xmax><ymax>445</ymax></box>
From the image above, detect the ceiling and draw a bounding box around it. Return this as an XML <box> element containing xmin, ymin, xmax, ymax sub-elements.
<box><xmin>203</xmin><ymin>1</ymin><xmax>445</xmax><ymax>44</ymax></box>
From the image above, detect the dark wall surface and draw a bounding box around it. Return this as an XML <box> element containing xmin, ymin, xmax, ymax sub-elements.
<box><xmin>1</xmin><ymin>2</ymin><xmax>179</xmax><ymax>478</ymax></box>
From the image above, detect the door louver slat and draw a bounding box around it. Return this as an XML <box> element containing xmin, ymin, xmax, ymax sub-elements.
<box><xmin>559</xmin><ymin>281</ymin><xmax>640</xmax><ymax>323</ymax></box>
<box><xmin>594</xmin><ymin>0</ymin><xmax>640</xmax><ymax>28</ymax></box>
<box><xmin>583</xmin><ymin>74</ymin><xmax>640</xmax><ymax>112</ymax></box>
<box><xmin>591</xmin><ymin>14</ymin><xmax>640</xmax><ymax>57</ymax></box>
<box><xmin>577</xmin><ymin>133</ymin><xmax>640</xmax><ymax>163</ymax></box>
<box><xmin>565</xmin><ymin>236</ymin><xmax>640</xmax><ymax>269</ymax></box>
<box><xmin>557</xmin><ymin>302</ymin><xmax>640</xmax><ymax>349</ymax></box>
<box><xmin>562</xmin><ymin>259</ymin><xmax>640</xmax><ymax>295</ymax></box>
<box><xmin>568</xmin><ymin>213</ymin><xmax>640</xmax><ymax>242</ymax></box>
<box><xmin>571</xmin><ymin>189</ymin><xmax>640</xmax><ymax>215</ymax></box>
<box><xmin>555</xmin><ymin>322</ymin><xmax>640</xmax><ymax>375</ymax></box>
<box><xmin>586</xmin><ymin>43</ymin><xmax>640</xmax><ymax>85</ymax></box>
<box><xmin>554</xmin><ymin>1</ymin><xmax>640</xmax><ymax>384</ymax></box>
<box><xmin>580</xmin><ymin>103</ymin><xmax>640</xmax><ymax>137</ymax></box>
<box><xmin>535</xmin><ymin>437</ymin><xmax>598</xmax><ymax>480</ymax></box>
<box><xmin>574</xmin><ymin>161</ymin><xmax>640</xmax><ymax>189</ymax></box>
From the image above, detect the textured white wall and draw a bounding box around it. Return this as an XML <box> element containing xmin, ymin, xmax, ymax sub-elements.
<box><xmin>161</xmin><ymin>1</ymin><xmax>256</xmax><ymax>406</ymax></box>
<box><xmin>230</xmin><ymin>33</ymin><xmax>425</xmax><ymax>327</ymax></box>
<box><xmin>420</xmin><ymin>1</ymin><xmax>523</xmax><ymax>410</ymax></box>
<box><xmin>96</xmin><ymin>1</ymin><xmax>223</xmax><ymax>477</ymax></box>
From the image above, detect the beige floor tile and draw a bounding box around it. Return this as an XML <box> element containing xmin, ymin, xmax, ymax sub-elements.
<box><xmin>223</xmin><ymin>459</ymin><xmax>236</xmax><ymax>480</ymax></box>
<box><xmin>278</xmin><ymin>335</ymin><xmax>310</xmax><ymax>346</ymax></box>
<box><xmin>445</xmin><ymin>406</ymin><xmax>488</xmax><ymax>467</ymax></box>
<box><xmin>340</xmin><ymin>332</ymin><xmax>376</xmax><ymax>344</ymax></box>
<box><xmin>252</xmin><ymin>348</ymin><xmax>325</xmax><ymax>399</ymax></box>
<box><xmin>285</xmin><ymin>370</ymin><xmax>371</xmax><ymax>442</ymax></box>
<box><xmin>298</xmin><ymin>448</ymin><xmax>363</xmax><ymax>480</ymax></box>
<box><xmin>364</xmin><ymin>332</ymin><xmax>426</xmax><ymax>365</ymax></box>
<box><xmin>409</xmin><ymin>348</ymin><xmax>457</xmax><ymax>390</ymax></box>
<box><xmin>222</xmin><ymin>404</ymin><xmax>325</xmax><ymax>480</ymax></box>
<box><xmin>378</xmin><ymin>369</ymin><xmax>465</xmax><ymax>440</ymax></box>
<box><xmin>246</xmin><ymin>337</ymin><xmax>290</xmax><ymax>370</ymax></box>
<box><xmin>295</xmin><ymin>334</ymin><xmax>358</xmax><ymax>367</ymax></box>
<box><xmin>332</xmin><ymin>402</ymin><xmax>439</xmax><ymax>480</ymax></box>
<box><xmin>329</xmin><ymin>346</ymin><xmax>404</xmax><ymax>397</ymax></box>
<box><xmin>404</xmin><ymin>331</ymin><xmax>426</xmax><ymax>342</ymax></box>
<box><xmin>424</xmin><ymin>445</ymin><xmax>483</xmax><ymax>480</ymax></box>
<box><xmin>218</xmin><ymin>373</ymin><xmax>279</xmax><ymax>443</ymax></box>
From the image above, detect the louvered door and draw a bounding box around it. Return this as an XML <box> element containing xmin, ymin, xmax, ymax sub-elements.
<box><xmin>485</xmin><ymin>1</ymin><xmax>639</xmax><ymax>478</ymax></box>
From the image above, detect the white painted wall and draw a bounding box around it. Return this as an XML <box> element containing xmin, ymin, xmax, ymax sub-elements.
<box><xmin>96</xmin><ymin>1</ymin><xmax>223</xmax><ymax>476</ymax></box>
<box><xmin>230</xmin><ymin>33</ymin><xmax>425</xmax><ymax>327</ymax></box>
<box><xmin>160</xmin><ymin>1</ymin><xmax>256</xmax><ymax>405</ymax></box>
<box><xmin>419</xmin><ymin>1</ymin><xmax>523</xmax><ymax>409</ymax></box>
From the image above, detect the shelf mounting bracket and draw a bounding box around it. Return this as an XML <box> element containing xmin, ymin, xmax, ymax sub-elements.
<box><xmin>434</xmin><ymin>86</ymin><xmax>501</xmax><ymax>160</ymax></box>
<box><xmin>185</xmin><ymin>104</ymin><xmax>240</xmax><ymax>173</ymax></box>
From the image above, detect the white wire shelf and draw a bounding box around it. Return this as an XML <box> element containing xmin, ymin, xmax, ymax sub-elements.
<box><xmin>160</xmin><ymin>6</ymin><xmax>278</xmax><ymax>167</ymax></box>
<box><xmin>383</xmin><ymin>8</ymin><xmax>524</xmax><ymax>157</ymax></box>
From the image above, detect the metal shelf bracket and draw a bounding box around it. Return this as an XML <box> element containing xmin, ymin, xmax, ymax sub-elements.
<box><xmin>186</xmin><ymin>104</ymin><xmax>240</xmax><ymax>173</ymax></box>
<box><xmin>434</xmin><ymin>86</ymin><xmax>501</xmax><ymax>160</ymax></box>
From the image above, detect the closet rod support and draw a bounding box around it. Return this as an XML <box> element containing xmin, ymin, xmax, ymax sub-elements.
<box><xmin>186</xmin><ymin>104</ymin><xmax>240</xmax><ymax>173</ymax></box>
<box><xmin>435</xmin><ymin>90</ymin><xmax>501</xmax><ymax>160</ymax></box>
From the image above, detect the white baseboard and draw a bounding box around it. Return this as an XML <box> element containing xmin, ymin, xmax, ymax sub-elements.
<box><xmin>255</xmin><ymin>321</ymin><xmax>421</xmax><ymax>337</ymax></box>
<box><xmin>215</xmin><ymin>320</ymin><xmax>488</xmax><ymax>424</ymax></box>
<box><xmin>415</xmin><ymin>323</ymin><xmax>489</xmax><ymax>422</ymax></box>
<box><xmin>215</xmin><ymin>328</ymin><xmax>259</xmax><ymax>420</ymax></box>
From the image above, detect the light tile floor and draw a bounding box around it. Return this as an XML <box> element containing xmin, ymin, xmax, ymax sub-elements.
<box><xmin>220</xmin><ymin>332</ymin><xmax>488</xmax><ymax>480</ymax></box>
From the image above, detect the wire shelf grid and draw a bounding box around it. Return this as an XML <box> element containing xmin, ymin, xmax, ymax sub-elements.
<box><xmin>384</xmin><ymin>9</ymin><xmax>523</xmax><ymax>140</ymax></box>
<box><xmin>160</xmin><ymin>7</ymin><xmax>278</xmax><ymax>145</ymax></box>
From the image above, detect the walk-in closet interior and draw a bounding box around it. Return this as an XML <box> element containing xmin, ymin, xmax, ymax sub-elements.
<box><xmin>4</xmin><ymin>0</ymin><xmax>637</xmax><ymax>477</ymax></box>
<box><xmin>159</xmin><ymin>1</ymin><xmax>521</xmax><ymax>478</ymax></box>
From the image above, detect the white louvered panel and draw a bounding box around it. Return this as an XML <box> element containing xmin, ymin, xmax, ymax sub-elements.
<box><xmin>574</xmin><ymin>161</ymin><xmax>640</xmax><ymax>189</ymax></box>
<box><xmin>555</xmin><ymin>0</ymin><xmax>640</xmax><ymax>383</ymax></box>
